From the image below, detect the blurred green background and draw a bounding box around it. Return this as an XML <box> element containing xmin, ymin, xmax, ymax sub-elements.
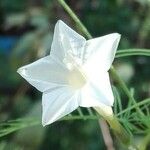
<box><xmin>0</xmin><ymin>0</ymin><xmax>149</xmax><ymax>149</ymax></box>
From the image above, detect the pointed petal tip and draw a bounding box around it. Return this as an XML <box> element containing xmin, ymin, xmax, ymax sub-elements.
<box><xmin>42</xmin><ymin>121</ymin><xmax>47</xmax><ymax>127</ymax></box>
<box><xmin>116</xmin><ymin>33</ymin><xmax>121</xmax><ymax>39</ymax></box>
<box><xmin>17</xmin><ymin>68</ymin><xmax>20</xmax><ymax>74</ymax></box>
<box><xmin>111</xmin><ymin>33</ymin><xmax>121</xmax><ymax>40</ymax></box>
<box><xmin>57</xmin><ymin>19</ymin><xmax>63</xmax><ymax>24</ymax></box>
<box><xmin>17</xmin><ymin>67</ymin><xmax>26</xmax><ymax>76</ymax></box>
<box><xmin>17</xmin><ymin>67</ymin><xmax>22</xmax><ymax>75</ymax></box>
<box><xmin>42</xmin><ymin>111</ymin><xmax>56</xmax><ymax>127</ymax></box>
<box><xmin>56</xmin><ymin>20</ymin><xmax>65</xmax><ymax>28</ymax></box>
<box><xmin>42</xmin><ymin>118</ymin><xmax>49</xmax><ymax>127</ymax></box>
<box><xmin>42</xmin><ymin>117</ymin><xmax>54</xmax><ymax>127</ymax></box>
<box><xmin>114</xmin><ymin>32</ymin><xmax>121</xmax><ymax>36</ymax></box>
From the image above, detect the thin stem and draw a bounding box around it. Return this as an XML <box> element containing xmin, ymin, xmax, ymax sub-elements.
<box><xmin>58</xmin><ymin>0</ymin><xmax>92</xmax><ymax>39</ymax></box>
<box><xmin>117</xmin><ymin>98</ymin><xmax>150</xmax><ymax>116</ymax></box>
<box><xmin>115</xmin><ymin>49</ymin><xmax>150</xmax><ymax>58</ymax></box>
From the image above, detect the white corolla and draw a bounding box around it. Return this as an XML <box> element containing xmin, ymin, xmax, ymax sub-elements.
<box><xmin>17</xmin><ymin>20</ymin><xmax>121</xmax><ymax>126</ymax></box>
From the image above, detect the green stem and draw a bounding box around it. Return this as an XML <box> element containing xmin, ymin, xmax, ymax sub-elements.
<box><xmin>58</xmin><ymin>0</ymin><xmax>92</xmax><ymax>39</ymax></box>
<box><xmin>115</xmin><ymin>49</ymin><xmax>150</xmax><ymax>58</ymax></box>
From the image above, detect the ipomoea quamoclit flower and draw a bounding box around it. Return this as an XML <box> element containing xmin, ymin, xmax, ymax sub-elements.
<box><xmin>17</xmin><ymin>20</ymin><xmax>121</xmax><ymax>126</ymax></box>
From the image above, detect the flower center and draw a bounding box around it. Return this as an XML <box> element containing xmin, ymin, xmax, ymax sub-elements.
<box><xmin>63</xmin><ymin>53</ymin><xmax>87</xmax><ymax>89</ymax></box>
<box><xmin>68</xmin><ymin>67</ymin><xmax>86</xmax><ymax>89</ymax></box>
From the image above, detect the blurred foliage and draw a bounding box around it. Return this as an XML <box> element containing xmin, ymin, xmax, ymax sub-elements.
<box><xmin>0</xmin><ymin>0</ymin><xmax>150</xmax><ymax>149</ymax></box>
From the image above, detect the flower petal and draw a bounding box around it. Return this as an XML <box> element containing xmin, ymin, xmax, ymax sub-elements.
<box><xmin>17</xmin><ymin>56</ymin><xmax>69</xmax><ymax>92</ymax></box>
<box><xmin>79</xmin><ymin>72</ymin><xmax>114</xmax><ymax>107</ymax></box>
<box><xmin>42</xmin><ymin>87</ymin><xmax>79</xmax><ymax>126</ymax></box>
<box><xmin>51</xmin><ymin>20</ymin><xmax>86</xmax><ymax>63</ymax></box>
<box><xmin>83</xmin><ymin>33</ymin><xmax>121</xmax><ymax>72</ymax></box>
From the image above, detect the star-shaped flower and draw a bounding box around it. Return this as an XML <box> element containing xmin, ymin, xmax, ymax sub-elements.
<box><xmin>17</xmin><ymin>20</ymin><xmax>121</xmax><ymax>126</ymax></box>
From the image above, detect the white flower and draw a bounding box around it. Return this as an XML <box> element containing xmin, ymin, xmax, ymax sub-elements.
<box><xmin>17</xmin><ymin>20</ymin><xmax>121</xmax><ymax>126</ymax></box>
